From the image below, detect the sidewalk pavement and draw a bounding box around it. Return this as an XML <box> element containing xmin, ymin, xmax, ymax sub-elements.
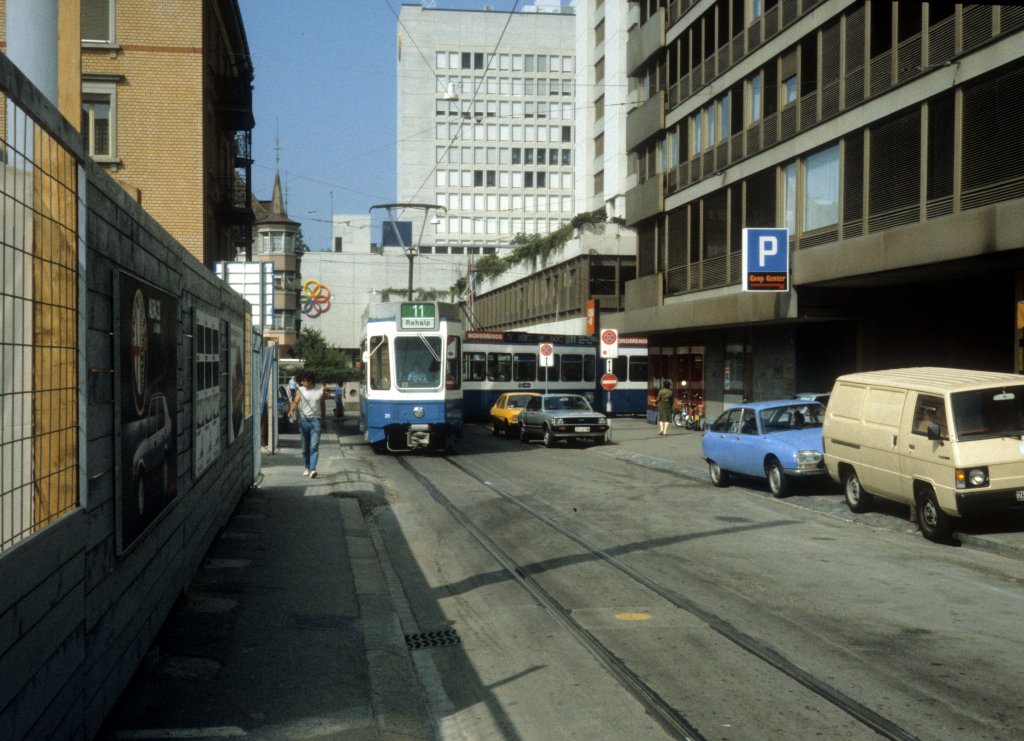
<box><xmin>100</xmin><ymin>417</ymin><xmax>434</xmax><ymax>741</ymax></box>
<box><xmin>100</xmin><ymin>414</ymin><xmax>1024</xmax><ymax>740</ymax></box>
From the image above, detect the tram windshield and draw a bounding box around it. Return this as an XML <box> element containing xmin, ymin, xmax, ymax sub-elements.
<box><xmin>397</xmin><ymin>335</ymin><xmax>443</xmax><ymax>389</ymax></box>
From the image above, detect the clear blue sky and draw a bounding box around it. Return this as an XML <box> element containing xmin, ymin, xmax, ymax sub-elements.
<box><xmin>241</xmin><ymin>0</ymin><xmax>534</xmax><ymax>251</ymax></box>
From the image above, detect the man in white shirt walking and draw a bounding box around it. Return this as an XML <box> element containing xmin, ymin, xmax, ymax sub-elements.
<box><xmin>289</xmin><ymin>371</ymin><xmax>326</xmax><ymax>478</ymax></box>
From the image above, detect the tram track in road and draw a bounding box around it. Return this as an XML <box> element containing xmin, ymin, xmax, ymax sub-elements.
<box><xmin>393</xmin><ymin>454</ymin><xmax>706</xmax><ymax>741</ymax></box>
<box><xmin>394</xmin><ymin>453</ymin><xmax>920</xmax><ymax>741</ymax></box>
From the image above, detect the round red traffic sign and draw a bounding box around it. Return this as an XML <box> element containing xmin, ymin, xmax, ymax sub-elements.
<box><xmin>600</xmin><ymin>373</ymin><xmax>618</xmax><ymax>391</ymax></box>
<box><xmin>601</xmin><ymin>329</ymin><xmax>617</xmax><ymax>346</ymax></box>
<box><xmin>539</xmin><ymin>342</ymin><xmax>554</xmax><ymax>356</ymax></box>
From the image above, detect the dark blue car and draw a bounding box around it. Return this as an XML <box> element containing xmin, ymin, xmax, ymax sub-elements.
<box><xmin>701</xmin><ymin>400</ymin><xmax>827</xmax><ymax>497</ymax></box>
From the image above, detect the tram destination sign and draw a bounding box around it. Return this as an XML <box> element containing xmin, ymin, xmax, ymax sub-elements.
<box><xmin>400</xmin><ymin>302</ymin><xmax>436</xmax><ymax>330</ymax></box>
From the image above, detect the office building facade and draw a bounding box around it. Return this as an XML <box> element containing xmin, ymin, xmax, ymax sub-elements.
<box><xmin>621</xmin><ymin>0</ymin><xmax>1024</xmax><ymax>418</ymax></box>
<box><xmin>396</xmin><ymin>2</ymin><xmax>576</xmax><ymax>256</ymax></box>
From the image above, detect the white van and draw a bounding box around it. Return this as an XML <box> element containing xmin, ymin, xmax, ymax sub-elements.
<box><xmin>822</xmin><ymin>367</ymin><xmax>1024</xmax><ymax>541</ymax></box>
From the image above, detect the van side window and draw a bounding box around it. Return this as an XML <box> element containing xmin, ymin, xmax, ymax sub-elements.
<box><xmin>912</xmin><ymin>394</ymin><xmax>947</xmax><ymax>438</ymax></box>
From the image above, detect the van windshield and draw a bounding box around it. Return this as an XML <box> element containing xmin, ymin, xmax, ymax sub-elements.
<box><xmin>951</xmin><ymin>385</ymin><xmax>1024</xmax><ymax>440</ymax></box>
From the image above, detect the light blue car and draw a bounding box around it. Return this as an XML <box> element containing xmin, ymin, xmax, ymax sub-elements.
<box><xmin>701</xmin><ymin>400</ymin><xmax>827</xmax><ymax>497</ymax></box>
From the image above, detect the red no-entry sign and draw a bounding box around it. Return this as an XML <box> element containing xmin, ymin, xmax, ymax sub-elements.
<box><xmin>600</xmin><ymin>373</ymin><xmax>618</xmax><ymax>391</ymax></box>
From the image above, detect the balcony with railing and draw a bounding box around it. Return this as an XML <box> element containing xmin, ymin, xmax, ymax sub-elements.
<box><xmin>627</xmin><ymin>5</ymin><xmax>665</xmax><ymax>75</ymax></box>
<box><xmin>625</xmin><ymin>173</ymin><xmax>664</xmax><ymax>226</ymax></box>
<box><xmin>216</xmin><ymin>74</ymin><xmax>255</xmax><ymax>132</ymax></box>
<box><xmin>626</xmin><ymin>88</ymin><xmax>665</xmax><ymax>151</ymax></box>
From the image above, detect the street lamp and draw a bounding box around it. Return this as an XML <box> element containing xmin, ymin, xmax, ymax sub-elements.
<box><xmin>369</xmin><ymin>203</ymin><xmax>447</xmax><ymax>301</ymax></box>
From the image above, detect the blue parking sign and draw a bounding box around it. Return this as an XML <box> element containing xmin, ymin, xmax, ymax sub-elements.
<box><xmin>742</xmin><ymin>228</ymin><xmax>789</xmax><ymax>292</ymax></box>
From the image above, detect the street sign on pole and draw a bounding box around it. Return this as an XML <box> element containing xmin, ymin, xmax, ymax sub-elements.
<box><xmin>600</xmin><ymin>373</ymin><xmax>618</xmax><ymax>391</ymax></box>
<box><xmin>539</xmin><ymin>342</ymin><xmax>554</xmax><ymax>367</ymax></box>
<box><xmin>600</xmin><ymin>328</ymin><xmax>619</xmax><ymax>358</ymax></box>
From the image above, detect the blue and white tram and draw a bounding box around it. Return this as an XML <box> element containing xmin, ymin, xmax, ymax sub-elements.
<box><xmin>359</xmin><ymin>301</ymin><xmax>463</xmax><ymax>452</ymax></box>
<box><xmin>461</xmin><ymin>331</ymin><xmax>600</xmax><ymax>419</ymax></box>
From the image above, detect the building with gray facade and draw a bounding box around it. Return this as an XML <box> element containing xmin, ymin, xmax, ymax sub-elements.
<box><xmin>620</xmin><ymin>0</ymin><xmax>1024</xmax><ymax>421</ymax></box>
<box><xmin>574</xmin><ymin>0</ymin><xmax>634</xmax><ymax>221</ymax></box>
<box><xmin>396</xmin><ymin>1</ymin><xmax>577</xmax><ymax>256</ymax></box>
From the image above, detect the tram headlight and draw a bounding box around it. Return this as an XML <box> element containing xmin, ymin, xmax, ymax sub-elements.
<box><xmin>413</xmin><ymin>406</ymin><xmax>425</xmax><ymax>418</ymax></box>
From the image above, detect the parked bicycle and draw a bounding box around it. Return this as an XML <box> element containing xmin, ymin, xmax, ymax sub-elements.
<box><xmin>672</xmin><ymin>392</ymin><xmax>704</xmax><ymax>430</ymax></box>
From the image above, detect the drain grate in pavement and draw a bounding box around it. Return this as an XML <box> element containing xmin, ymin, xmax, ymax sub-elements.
<box><xmin>405</xmin><ymin>629</ymin><xmax>460</xmax><ymax>650</ymax></box>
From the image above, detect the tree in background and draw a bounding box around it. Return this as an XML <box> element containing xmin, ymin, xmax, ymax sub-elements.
<box><xmin>285</xmin><ymin>327</ymin><xmax>359</xmax><ymax>384</ymax></box>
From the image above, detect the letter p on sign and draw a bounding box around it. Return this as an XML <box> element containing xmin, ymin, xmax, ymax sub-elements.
<box><xmin>758</xmin><ymin>235</ymin><xmax>778</xmax><ymax>267</ymax></box>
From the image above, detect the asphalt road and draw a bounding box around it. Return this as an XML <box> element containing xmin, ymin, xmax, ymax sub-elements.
<box><xmin>99</xmin><ymin>415</ymin><xmax>1024</xmax><ymax>741</ymax></box>
<box><xmin>371</xmin><ymin>421</ymin><xmax>1024</xmax><ymax>740</ymax></box>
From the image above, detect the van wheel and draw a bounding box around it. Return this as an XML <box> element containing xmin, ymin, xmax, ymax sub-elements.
<box><xmin>766</xmin><ymin>458</ymin><xmax>789</xmax><ymax>498</ymax></box>
<box><xmin>843</xmin><ymin>469</ymin><xmax>873</xmax><ymax>513</ymax></box>
<box><xmin>708</xmin><ymin>461</ymin><xmax>729</xmax><ymax>487</ymax></box>
<box><xmin>917</xmin><ymin>487</ymin><xmax>953</xmax><ymax>542</ymax></box>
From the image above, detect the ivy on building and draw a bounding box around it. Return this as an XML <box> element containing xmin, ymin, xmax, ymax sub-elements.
<box><xmin>451</xmin><ymin>208</ymin><xmax>613</xmax><ymax>296</ymax></box>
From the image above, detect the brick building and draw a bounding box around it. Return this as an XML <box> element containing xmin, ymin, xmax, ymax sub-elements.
<box><xmin>0</xmin><ymin>0</ymin><xmax>256</xmax><ymax>265</ymax></box>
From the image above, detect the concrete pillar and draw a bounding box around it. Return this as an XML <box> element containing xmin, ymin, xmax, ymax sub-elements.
<box><xmin>6</xmin><ymin>0</ymin><xmax>59</xmax><ymax>101</ymax></box>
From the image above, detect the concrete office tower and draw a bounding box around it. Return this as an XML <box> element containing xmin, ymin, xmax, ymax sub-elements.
<box><xmin>396</xmin><ymin>2</ymin><xmax>576</xmax><ymax>257</ymax></box>
<box><xmin>623</xmin><ymin>0</ymin><xmax>1024</xmax><ymax>417</ymax></box>
<box><xmin>574</xmin><ymin>0</ymin><xmax>632</xmax><ymax>221</ymax></box>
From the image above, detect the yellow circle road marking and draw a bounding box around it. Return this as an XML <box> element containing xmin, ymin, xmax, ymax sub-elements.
<box><xmin>615</xmin><ymin>612</ymin><xmax>652</xmax><ymax>621</ymax></box>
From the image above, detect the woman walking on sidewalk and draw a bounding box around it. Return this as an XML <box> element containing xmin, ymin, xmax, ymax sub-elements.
<box><xmin>290</xmin><ymin>371</ymin><xmax>326</xmax><ymax>478</ymax></box>
<box><xmin>656</xmin><ymin>379</ymin><xmax>674</xmax><ymax>436</ymax></box>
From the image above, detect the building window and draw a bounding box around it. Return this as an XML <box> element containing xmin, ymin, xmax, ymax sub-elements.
<box><xmin>783</xmin><ymin>75</ymin><xmax>798</xmax><ymax>105</ymax></box>
<box><xmin>749</xmin><ymin>73</ymin><xmax>762</xmax><ymax>123</ymax></box>
<box><xmin>82</xmin><ymin>0</ymin><xmax>114</xmax><ymax>44</ymax></box>
<box><xmin>803</xmin><ymin>145</ymin><xmax>839</xmax><ymax>232</ymax></box>
<box><xmin>782</xmin><ymin>162</ymin><xmax>797</xmax><ymax>234</ymax></box>
<box><xmin>82</xmin><ymin>85</ymin><xmax>115</xmax><ymax>158</ymax></box>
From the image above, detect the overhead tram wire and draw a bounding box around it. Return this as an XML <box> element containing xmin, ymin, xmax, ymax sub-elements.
<box><xmin>380</xmin><ymin>0</ymin><xmax>521</xmax><ymax>224</ymax></box>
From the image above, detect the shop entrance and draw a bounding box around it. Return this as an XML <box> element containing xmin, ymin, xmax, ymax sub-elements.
<box><xmin>648</xmin><ymin>345</ymin><xmax>705</xmax><ymax>419</ymax></box>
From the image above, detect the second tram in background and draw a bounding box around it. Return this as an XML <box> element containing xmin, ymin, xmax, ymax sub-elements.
<box><xmin>462</xmin><ymin>331</ymin><xmax>648</xmax><ymax>419</ymax></box>
<box><xmin>359</xmin><ymin>301</ymin><xmax>463</xmax><ymax>453</ymax></box>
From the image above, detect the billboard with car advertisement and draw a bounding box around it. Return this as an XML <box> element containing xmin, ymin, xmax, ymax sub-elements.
<box><xmin>116</xmin><ymin>272</ymin><xmax>178</xmax><ymax>554</ymax></box>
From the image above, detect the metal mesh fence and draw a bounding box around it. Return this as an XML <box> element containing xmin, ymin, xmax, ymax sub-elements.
<box><xmin>0</xmin><ymin>91</ymin><xmax>79</xmax><ymax>553</ymax></box>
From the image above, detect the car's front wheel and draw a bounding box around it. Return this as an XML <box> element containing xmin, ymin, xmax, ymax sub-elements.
<box><xmin>917</xmin><ymin>486</ymin><xmax>953</xmax><ymax>542</ymax></box>
<box><xmin>543</xmin><ymin>426</ymin><xmax>556</xmax><ymax>448</ymax></box>
<box><xmin>708</xmin><ymin>460</ymin><xmax>729</xmax><ymax>487</ymax></box>
<box><xmin>766</xmin><ymin>458</ymin><xmax>789</xmax><ymax>498</ymax></box>
<box><xmin>843</xmin><ymin>468</ymin><xmax>872</xmax><ymax>513</ymax></box>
